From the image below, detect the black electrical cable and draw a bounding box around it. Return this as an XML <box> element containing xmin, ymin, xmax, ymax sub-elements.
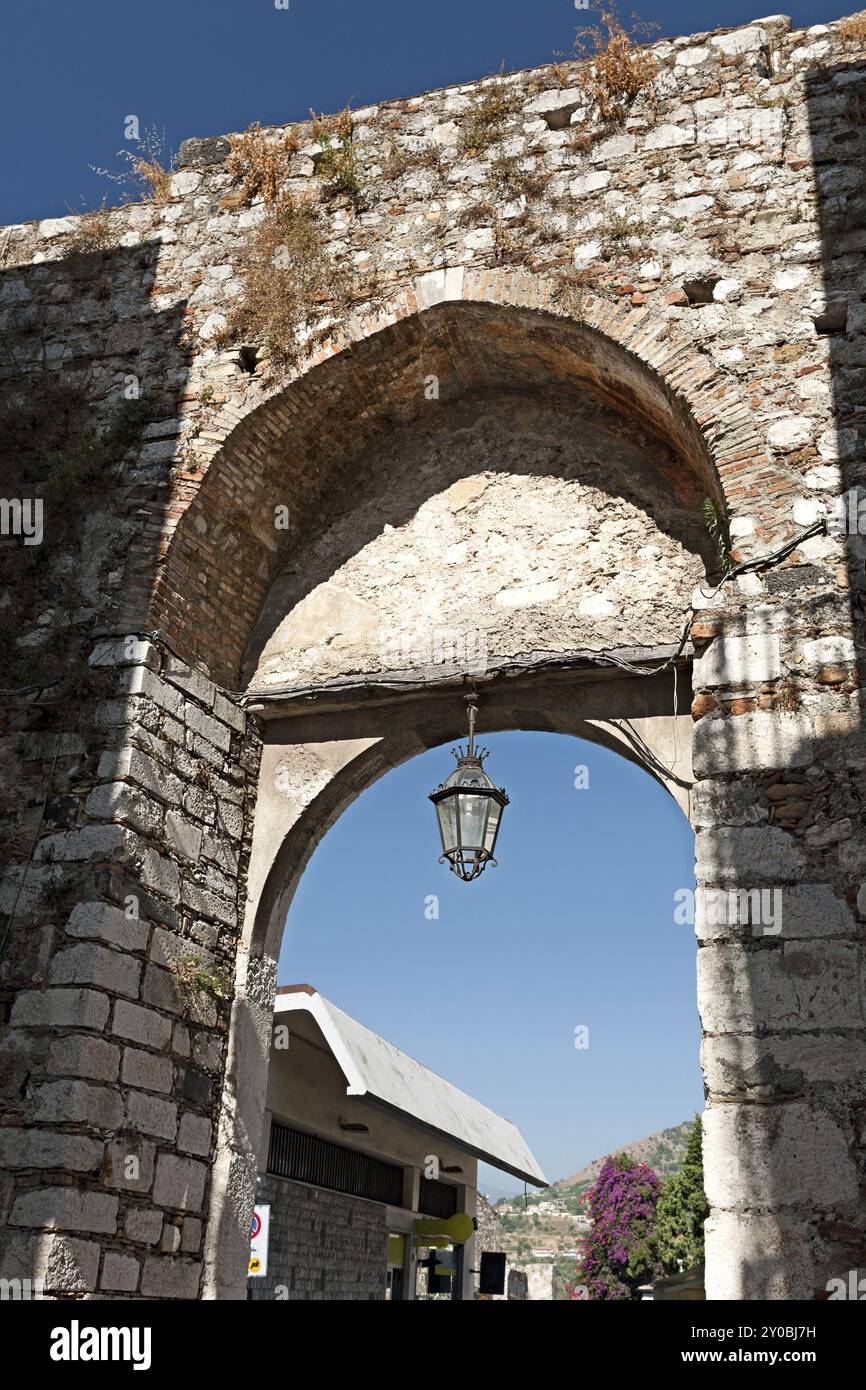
<box><xmin>0</xmin><ymin>518</ymin><xmax>831</xmax><ymax>706</ymax></box>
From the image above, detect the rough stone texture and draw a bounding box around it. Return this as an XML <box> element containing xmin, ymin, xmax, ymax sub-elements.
<box><xmin>1</xmin><ymin>12</ymin><xmax>866</xmax><ymax>1303</ymax></box>
<box><xmin>248</xmin><ymin>1174</ymin><xmax>387</xmax><ymax>1301</ymax></box>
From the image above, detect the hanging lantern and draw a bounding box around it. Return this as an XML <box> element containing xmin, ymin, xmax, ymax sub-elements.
<box><xmin>428</xmin><ymin>695</ymin><xmax>509</xmax><ymax>882</ymax></box>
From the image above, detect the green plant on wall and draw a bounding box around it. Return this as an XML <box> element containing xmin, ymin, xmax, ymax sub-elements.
<box><xmin>169</xmin><ymin>953</ymin><xmax>233</xmax><ymax>1010</ymax></box>
<box><xmin>703</xmin><ymin>496</ymin><xmax>732</xmax><ymax>577</ymax></box>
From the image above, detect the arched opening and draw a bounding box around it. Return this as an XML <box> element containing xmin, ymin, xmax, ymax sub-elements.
<box><xmin>150</xmin><ymin>284</ymin><xmax>745</xmax><ymax>690</ymax></box>
<box><xmin>255</xmin><ymin>728</ymin><xmax>700</xmax><ymax>1299</ymax></box>
<box><xmin>181</xmin><ymin>283</ymin><xmax>751</xmax><ymax>1299</ymax></box>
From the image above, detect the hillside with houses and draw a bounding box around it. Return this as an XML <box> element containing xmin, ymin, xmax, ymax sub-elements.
<box><xmin>494</xmin><ymin>1122</ymin><xmax>692</xmax><ymax>1293</ymax></box>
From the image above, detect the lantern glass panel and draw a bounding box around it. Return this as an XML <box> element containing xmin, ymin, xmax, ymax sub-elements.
<box><xmin>458</xmin><ymin>792</ymin><xmax>488</xmax><ymax>850</ymax></box>
<box><xmin>483</xmin><ymin>800</ymin><xmax>502</xmax><ymax>855</ymax></box>
<box><xmin>435</xmin><ymin>796</ymin><xmax>458</xmax><ymax>856</ymax></box>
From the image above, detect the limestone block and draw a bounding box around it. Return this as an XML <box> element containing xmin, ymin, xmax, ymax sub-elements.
<box><xmin>693</xmin><ymin>711</ymin><xmax>814</xmax><ymax>776</ymax></box>
<box><xmin>178</xmin><ymin>1113</ymin><xmax>212</xmax><ymax>1156</ymax></box>
<box><xmin>10</xmin><ymin>988</ymin><xmax>110</xmax><ymax>1030</ymax></box>
<box><xmin>31</xmin><ymin>1079</ymin><xmax>123</xmax><ymax>1130</ymax></box>
<box><xmin>705</xmin><ymin>1210</ymin><xmax>816</xmax><ymax>1300</ymax></box>
<box><xmin>121</xmin><ymin>1047</ymin><xmax>175</xmax><ymax>1093</ymax></box>
<box><xmin>702</xmin><ymin>1032</ymin><xmax>866</xmax><ymax>1100</ymax></box>
<box><xmin>101</xmin><ymin>1252</ymin><xmax>141</xmax><ymax>1292</ymax></box>
<box><xmin>46</xmin><ymin>1034</ymin><xmax>121</xmax><ymax>1082</ymax></box>
<box><xmin>140</xmin><ymin>847</ymin><xmax>181</xmax><ymax>901</ymax></box>
<box><xmin>140</xmin><ymin>1257</ymin><xmax>201</xmax><ymax>1298</ymax></box>
<box><xmin>111</xmin><ymin>1000</ymin><xmax>173</xmax><ymax>1049</ymax></box>
<box><xmin>697</xmin><ymin>940</ymin><xmax>865</xmax><ymax>1032</ymax></box>
<box><xmin>66</xmin><ymin>901</ymin><xmax>149</xmax><ymax>953</ymax></box>
<box><xmin>0</xmin><ymin>1128</ymin><xmax>103</xmax><ymax>1172</ymax></box>
<box><xmin>153</xmin><ymin>1154</ymin><xmax>208</xmax><ymax>1212</ymax></box>
<box><xmin>125</xmin><ymin>1208</ymin><xmax>164</xmax><ymax>1245</ymax></box>
<box><xmin>695</xmin><ymin>824</ymin><xmax>806</xmax><ymax>885</ymax></box>
<box><xmin>11</xmin><ymin>1187</ymin><xmax>118</xmax><ymax>1234</ymax></box>
<box><xmin>102</xmin><ymin>1136</ymin><xmax>156</xmax><ymax>1193</ymax></box>
<box><xmin>125</xmin><ymin>1091</ymin><xmax>178</xmax><ymax>1141</ymax></box>
<box><xmin>693</xmin><ymin>633</ymin><xmax>781</xmax><ymax>686</ymax></box>
<box><xmin>703</xmin><ymin>1103</ymin><xmax>858</xmax><ymax>1210</ymax></box>
<box><xmin>48</xmin><ymin>943</ymin><xmax>141</xmax><ymax>998</ymax></box>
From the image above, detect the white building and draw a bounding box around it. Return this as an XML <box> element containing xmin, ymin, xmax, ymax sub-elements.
<box><xmin>249</xmin><ymin>985</ymin><xmax>546</xmax><ymax>1300</ymax></box>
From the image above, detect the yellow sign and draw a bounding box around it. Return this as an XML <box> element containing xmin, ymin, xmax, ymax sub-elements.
<box><xmin>248</xmin><ymin>1257</ymin><xmax>261</xmax><ymax>1275</ymax></box>
<box><xmin>414</xmin><ymin>1212</ymin><xmax>474</xmax><ymax>1245</ymax></box>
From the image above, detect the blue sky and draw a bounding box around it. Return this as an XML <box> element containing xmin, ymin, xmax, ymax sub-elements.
<box><xmin>280</xmin><ymin>731</ymin><xmax>701</xmax><ymax>1197</ymax></box>
<box><xmin>1</xmin><ymin>0</ymin><xmax>852</xmax><ymax>225</ymax></box>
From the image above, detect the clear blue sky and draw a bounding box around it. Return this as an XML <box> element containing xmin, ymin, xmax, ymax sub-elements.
<box><xmin>1</xmin><ymin>0</ymin><xmax>852</xmax><ymax>225</ymax></box>
<box><xmin>280</xmin><ymin>732</ymin><xmax>700</xmax><ymax>1197</ymax></box>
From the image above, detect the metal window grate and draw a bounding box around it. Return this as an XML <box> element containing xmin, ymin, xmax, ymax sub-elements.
<box><xmin>267</xmin><ymin>1120</ymin><xmax>405</xmax><ymax>1207</ymax></box>
<box><xmin>419</xmin><ymin>1176</ymin><xmax>458</xmax><ymax>1219</ymax></box>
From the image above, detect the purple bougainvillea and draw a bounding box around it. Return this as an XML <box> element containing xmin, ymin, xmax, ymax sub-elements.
<box><xmin>569</xmin><ymin>1153</ymin><xmax>662</xmax><ymax>1300</ymax></box>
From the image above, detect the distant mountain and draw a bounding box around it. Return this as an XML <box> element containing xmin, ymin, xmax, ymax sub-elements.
<box><xmin>551</xmin><ymin>1120</ymin><xmax>693</xmax><ymax>1197</ymax></box>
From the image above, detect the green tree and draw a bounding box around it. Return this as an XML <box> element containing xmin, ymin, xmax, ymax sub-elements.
<box><xmin>656</xmin><ymin>1116</ymin><xmax>709</xmax><ymax>1274</ymax></box>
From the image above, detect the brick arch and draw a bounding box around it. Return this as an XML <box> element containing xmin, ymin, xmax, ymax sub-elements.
<box><xmin>150</xmin><ymin>266</ymin><xmax>771</xmax><ymax>688</ymax></box>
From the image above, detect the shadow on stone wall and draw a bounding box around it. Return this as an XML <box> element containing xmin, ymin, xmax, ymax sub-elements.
<box><xmin>698</xmin><ymin>48</ymin><xmax>866</xmax><ymax>1301</ymax></box>
<box><xmin>0</xmin><ymin>235</ymin><xmax>190</xmax><ymax>1040</ymax></box>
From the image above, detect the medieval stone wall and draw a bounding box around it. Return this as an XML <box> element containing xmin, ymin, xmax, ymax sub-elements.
<box><xmin>1</xmin><ymin>11</ymin><xmax>866</xmax><ymax>1301</ymax></box>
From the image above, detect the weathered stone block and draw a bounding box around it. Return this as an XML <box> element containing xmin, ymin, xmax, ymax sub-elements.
<box><xmin>693</xmin><ymin>712</ymin><xmax>814</xmax><ymax>776</ymax></box>
<box><xmin>46</xmin><ymin>1034</ymin><xmax>121</xmax><ymax>1082</ymax></box>
<box><xmin>33</xmin><ymin>1080</ymin><xmax>124</xmax><ymax>1129</ymax></box>
<box><xmin>125</xmin><ymin>1090</ymin><xmax>178</xmax><ymax>1141</ymax></box>
<box><xmin>10</xmin><ymin>1187</ymin><xmax>118</xmax><ymax>1234</ymax></box>
<box><xmin>0</xmin><ymin>1128</ymin><xmax>103</xmax><ymax>1172</ymax></box>
<box><xmin>693</xmin><ymin>633</ymin><xmax>781</xmax><ymax>687</ymax></box>
<box><xmin>48</xmin><ymin>942</ymin><xmax>141</xmax><ymax>998</ymax></box>
<box><xmin>10</xmin><ymin>988</ymin><xmax>110</xmax><ymax>1030</ymax></box>
<box><xmin>84</xmin><ymin>780</ymin><xmax>164</xmax><ymax>838</ymax></box>
<box><xmin>111</xmin><ymin>1000</ymin><xmax>172</xmax><ymax>1049</ymax></box>
<box><xmin>121</xmin><ymin>1047</ymin><xmax>174</xmax><ymax>1093</ymax></box>
<box><xmin>695</xmin><ymin>882</ymin><xmax>855</xmax><ymax>941</ymax></box>
<box><xmin>140</xmin><ymin>1256</ymin><xmax>201</xmax><ymax>1299</ymax></box>
<box><xmin>66</xmin><ymin>901</ymin><xmax>149</xmax><ymax>953</ymax></box>
<box><xmin>153</xmin><ymin>1153</ymin><xmax>208</xmax><ymax>1212</ymax></box>
<box><xmin>100</xmin><ymin>1251</ymin><xmax>140</xmax><ymax>1292</ymax></box>
<box><xmin>124</xmin><ymin>1207</ymin><xmax>164</xmax><ymax>1246</ymax></box>
<box><xmin>703</xmin><ymin>1103</ymin><xmax>859</xmax><ymax>1211</ymax></box>
<box><xmin>695</xmin><ymin>825</ymin><xmax>806</xmax><ymax>886</ymax></box>
<box><xmin>697</xmin><ymin>940</ymin><xmax>865</xmax><ymax>1033</ymax></box>
<box><xmin>139</xmin><ymin>847</ymin><xmax>181</xmax><ymax>901</ymax></box>
<box><xmin>141</xmin><ymin>963</ymin><xmax>184</xmax><ymax>1014</ymax></box>
<box><xmin>704</xmin><ymin>1211</ymin><xmax>815</xmax><ymax>1300</ymax></box>
<box><xmin>102</xmin><ymin>1136</ymin><xmax>156</xmax><ymax>1193</ymax></box>
<box><xmin>165</xmin><ymin>810</ymin><xmax>203</xmax><ymax>862</ymax></box>
<box><xmin>178</xmin><ymin>1113</ymin><xmax>211</xmax><ymax>1156</ymax></box>
<box><xmin>702</xmin><ymin>1033</ymin><xmax>866</xmax><ymax>1100</ymax></box>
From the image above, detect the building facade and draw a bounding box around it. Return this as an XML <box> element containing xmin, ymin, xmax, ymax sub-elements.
<box><xmin>247</xmin><ymin>986</ymin><xmax>545</xmax><ymax>1300</ymax></box>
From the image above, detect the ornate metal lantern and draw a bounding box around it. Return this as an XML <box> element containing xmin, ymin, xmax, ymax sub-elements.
<box><xmin>428</xmin><ymin>695</ymin><xmax>509</xmax><ymax>882</ymax></box>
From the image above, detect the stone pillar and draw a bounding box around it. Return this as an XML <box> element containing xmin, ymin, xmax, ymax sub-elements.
<box><xmin>692</xmin><ymin>598</ymin><xmax>866</xmax><ymax>1299</ymax></box>
<box><xmin>0</xmin><ymin>637</ymin><xmax>260</xmax><ymax>1298</ymax></box>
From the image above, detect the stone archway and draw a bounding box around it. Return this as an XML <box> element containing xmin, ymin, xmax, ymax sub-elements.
<box><xmin>176</xmin><ymin>277</ymin><xmax>745</xmax><ymax>1300</ymax></box>
<box><xmin>147</xmin><ymin>278</ymin><xmax>858</xmax><ymax>1305</ymax></box>
<box><xmin>147</xmin><ymin>267</ymin><xmax>771</xmax><ymax>687</ymax></box>
<box><xmin>3</xmin><ymin>262</ymin><xmax>861</xmax><ymax>1305</ymax></box>
<box><xmin>202</xmin><ymin>668</ymin><xmax>697</xmax><ymax>1299</ymax></box>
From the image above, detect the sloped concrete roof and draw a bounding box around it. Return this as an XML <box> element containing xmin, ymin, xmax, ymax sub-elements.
<box><xmin>274</xmin><ymin>987</ymin><xmax>547</xmax><ymax>1187</ymax></box>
